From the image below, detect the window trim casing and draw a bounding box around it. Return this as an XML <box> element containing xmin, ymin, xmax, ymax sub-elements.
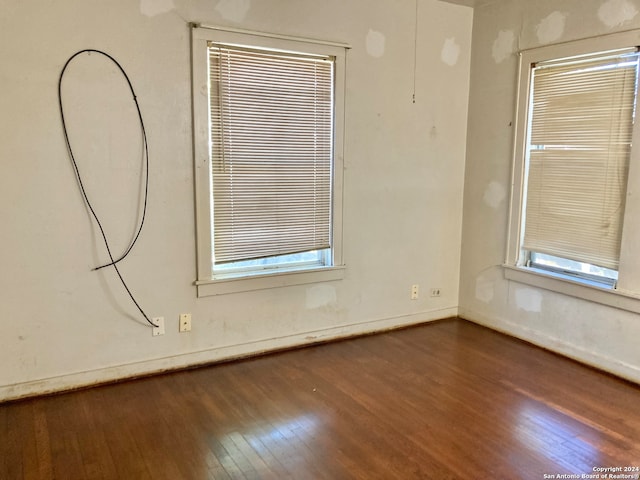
<box><xmin>191</xmin><ymin>25</ymin><xmax>348</xmax><ymax>297</ymax></box>
<box><xmin>505</xmin><ymin>29</ymin><xmax>640</xmax><ymax>314</ymax></box>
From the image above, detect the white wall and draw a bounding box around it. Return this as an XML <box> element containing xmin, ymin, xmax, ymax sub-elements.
<box><xmin>459</xmin><ymin>0</ymin><xmax>640</xmax><ymax>383</ymax></box>
<box><xmin>0</xmin><ymin>0</ymin><xmax>472</xmax><ymax>401</ymax></box>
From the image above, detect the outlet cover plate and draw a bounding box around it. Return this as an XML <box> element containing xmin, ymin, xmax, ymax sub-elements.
<box><xmin>179</xmin><ymin>313</ymin><xmax>192</xmax><ymax>332</ymax></box>
<box><xmin>152</xmin><ymin>317</ymin><xmax>165</xmax><ymax>336</ymax></box>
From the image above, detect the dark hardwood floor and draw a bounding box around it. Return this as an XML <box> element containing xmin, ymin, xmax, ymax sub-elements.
<box><xmin>2</xmin><ymin>318</ymin><xmax>640</xmax><ymax>479</ymax></box>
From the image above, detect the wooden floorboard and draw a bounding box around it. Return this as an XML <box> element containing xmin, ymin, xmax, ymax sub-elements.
<box><xmin>2</xmin><ymin>318</ymin><xmax>640</xmax><ymax>479</ymax></box>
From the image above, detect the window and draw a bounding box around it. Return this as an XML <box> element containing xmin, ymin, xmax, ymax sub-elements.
<box><xmin>506</xmin><ymin>31</ymin><xmax>640</xmax><ymax>312</ymax></box>
<box><xmin>522</xmin><ymin>47</ymin><xmax>639</xmax><ymax>286</ymax></box>
<box><xmin>191</xmin><ymin>26</ymin><xmax>347</xmax><ymax>296</ymax></box>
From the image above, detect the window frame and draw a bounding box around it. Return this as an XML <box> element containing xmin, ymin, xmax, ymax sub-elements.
<box><xmin>505</xmin><ymin>29</ymin><xmax>640</xmax><ymax>313</ymax></box>
<box><xmin>191</xmin><ymin>25</ymin><xmax>348</xmax><ymax>297</ymax></box>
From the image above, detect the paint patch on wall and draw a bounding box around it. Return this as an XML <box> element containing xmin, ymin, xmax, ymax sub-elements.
<box><xmin>536</xmin><ymin>11</ymin><xmax>567</xmax><ymax>44</ymax></box>
<box><xmin>441</xmin><ymin>37</ymin><xmax>461</xmax><ymax>66</ymax></box>
<box><xmin>475</xmin><ymin>276</ymin><xmax>494</xmax><ymax>304</ymax></box>
<box><xmin>306</xmin><ymin>285</ymin><xmax>337</xmax><ymax>310</ymax></box>
<box><xmin>598</xmin><ymin>0</ymin><xmax>638</xmax><ymax>27</ymax></box>
<box><xmin>216</xmin><ymin>0</ymin><xmax>251</xmax><ymax>23</ymax></box>
<box><xmin>140</xmin><ymin>0</ymin><xmax>174</xmax><ymax>17</ymax></box>
<box><xmin>366</xmin><ymin>29</ymin><xmax>385</xmax><ymax>58</ymax></box>
<box><xmin>492</xmin><ymin>30</ymin><xmax>515</xmax><ymax>64</ymax></box>
<box><xmin>483</xmin><ymin>181</ymin><xmax>506</xmax><ymax>209</ymax></box>
<box><xmin>515</xmin><ymin>288</ymin><xmax>543</xmax><ymax>313</ymax></box>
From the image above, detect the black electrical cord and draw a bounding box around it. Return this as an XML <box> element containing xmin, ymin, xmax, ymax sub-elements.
<box><xmin>58</xmin><ymin>49</ymin><xmax>156</xmax><ymax>328</ymax></box>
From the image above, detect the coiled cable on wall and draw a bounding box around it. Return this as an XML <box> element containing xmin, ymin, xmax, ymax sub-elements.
<box><xmin>58</xmin><ymin>49</ymin><xmax>156</xmax><ymax>328</ymax></box>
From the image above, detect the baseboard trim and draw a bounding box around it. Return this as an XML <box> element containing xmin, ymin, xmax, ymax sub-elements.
<box><xmin>1</xmin><ymin>306</ymin><xmax>458</xmax><ymax>403</ymax></box>
<box><xmin>459</xmin><ymin>307</ymin><xmax>640</xmax><ymax>385</ymax></box>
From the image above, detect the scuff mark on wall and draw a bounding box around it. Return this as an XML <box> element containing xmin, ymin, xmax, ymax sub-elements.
<box><xmin>216</xmin><ymin>0</ymin><xmax>251</xmax><ymax>23</ymax></box>
<box><xmin>492</xmin><ymin>29</ymin><xmax>515</xmax><ymax>64</ymax></box>
<box><xmin>366</xmin><ymin>29</ymin><xmax>385</xmax><ymax>58</ymax></box>
<box><xmin>536</xmin><ymin>11</ymin><xmax>567</xmax><ymax>44</ymax></box>
<box><xmin>140</xmin><ymin>0</ymin><xmax>175</xmax><ymax>17</ymax></box>
<box><xmin>441</xmin><ymin>37</ymin><xmax>461</xmax><ymax>66</ymax></box>
<box><xmin>598</xmin><ymin>0</ymin><xmax>638</xmax><ymax>27</ymax></box>
<box><xmin>515</xmin><ymin>288</ymin><xmax>543</xmax><ymax>313</ymax></box>
<box><xmin>483</xmin><ymin>181</ymin><xmax>506</xmax><ymax>209</ymax></box>
<box><xmin>306</xmin><ymin>285</ymin><xmax>337</xmax><ymax>310</ymax></box>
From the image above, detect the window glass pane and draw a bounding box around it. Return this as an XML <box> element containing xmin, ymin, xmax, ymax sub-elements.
<box><xmin>214</xmin><ymin>249</ymin><xmax>328</xmax><ymax>275</ymax></box>
<box><xmin>530</xmin><ymin>252</ymin><xmax>618</xmax><ymax>281</ymax></box>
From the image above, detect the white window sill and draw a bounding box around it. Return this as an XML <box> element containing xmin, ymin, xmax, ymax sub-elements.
<box><xmin>196</xmin><ymin>265</ymin><xmax>346</xmax><ymax>297</ymax></box>
<box><xmin>503</xmin><ymin>264</ymin><xmax>640</xmax><ymax>314</ymax></box>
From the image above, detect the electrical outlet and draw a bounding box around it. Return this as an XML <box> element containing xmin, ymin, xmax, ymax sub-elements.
<box><xmin>152</xmin><ymin>317</ymin><xmax>165</xmax><ymax>336</ymax></box>
<box><xmin>179</xmin><ymin>313</ymin><xmax>192</xmax><ymax>332</ymax></box>
<box><xmin>411</xmin><ymin>284</ymin><xmax>419</xmax><ymax>300</ymax></box>
<box><xmin>430</xmin><ymin>288</ymin><xmax>442</xmax><ymax>297</ymax></box>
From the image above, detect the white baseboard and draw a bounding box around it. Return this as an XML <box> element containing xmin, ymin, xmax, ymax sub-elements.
<box><xmin>1</xmin><ymin>306</ymin><xmax>458</xmax><ymax>403</ymax></box>
<box><xmin>459</xmin><ymin>307</ymin><xmax>640</xmax><ymax>385</ymax></box>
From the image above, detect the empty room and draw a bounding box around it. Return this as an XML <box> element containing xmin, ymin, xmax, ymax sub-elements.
<box><xmin>1</xmin><ymin>0</ymin><xmax>639</xmax><ymax>478</ymax></box>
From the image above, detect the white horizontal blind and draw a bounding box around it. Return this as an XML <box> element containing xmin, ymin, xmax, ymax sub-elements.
<box><xmin>523</xmin><ymin>51</ymin><xmax>639</xmax><ymax>270</ymax></box>
<box><xmin>208</xmin><ymin>43</ymin><xmax>334</xmax><ymax>265</ymax></box>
